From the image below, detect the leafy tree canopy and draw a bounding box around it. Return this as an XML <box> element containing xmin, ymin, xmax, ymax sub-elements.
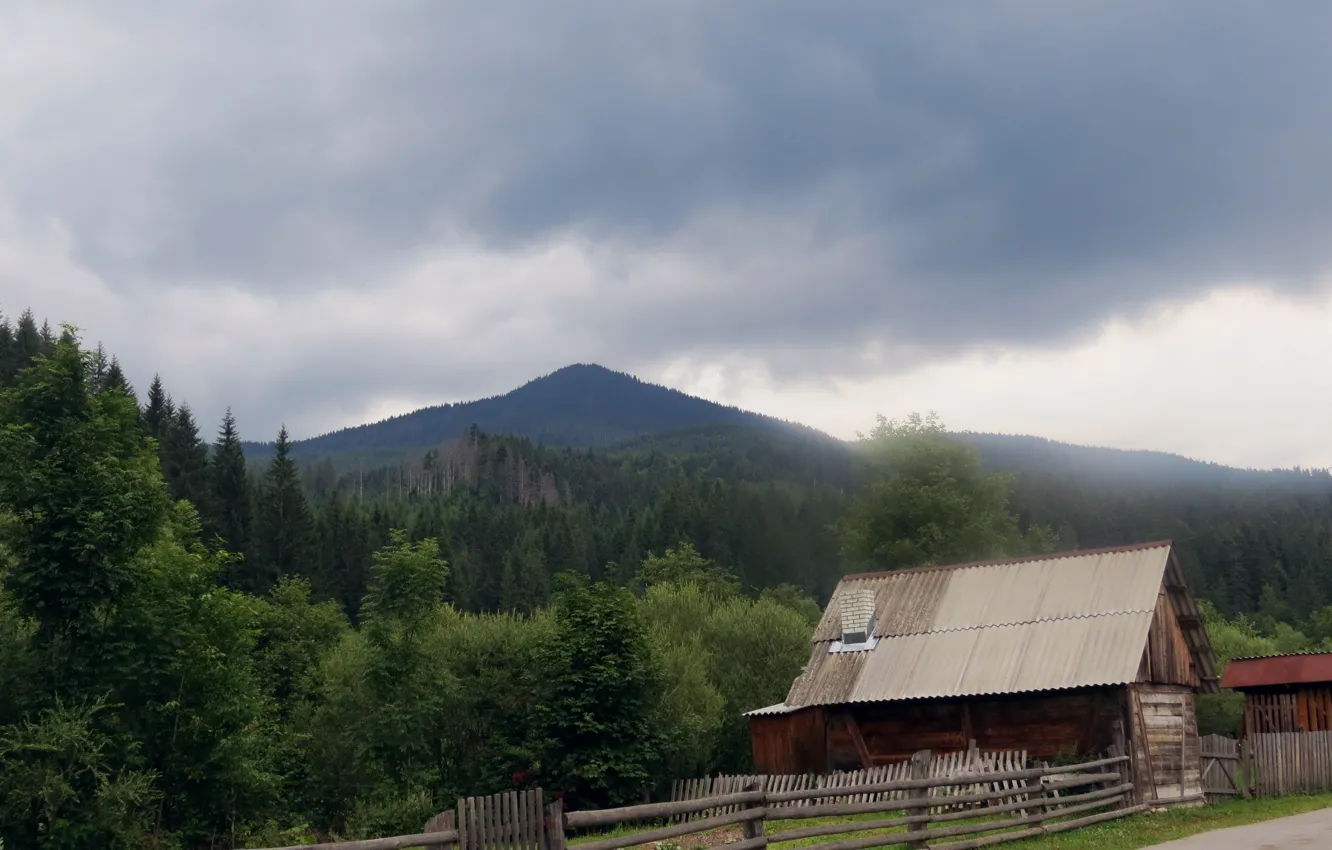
<box><xmin>836</xmin><ymin>412</ymin><xmax>1053</xmax><ymax>570</ymax></box>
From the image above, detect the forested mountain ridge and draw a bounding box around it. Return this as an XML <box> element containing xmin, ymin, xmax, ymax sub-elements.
<box><xmin>242</xmin><ymin>358</ymin><xmax>1309</xmax><ymax>492</ymax></box>
<box><xmin>241</xmin><ymin>363</ymin><xmax>830</xmax><ymax>462</ymax></box>
<box><xmin>957</xmin><ymin>432</ymin><xmax>1328</xmax><ymax>490</ymax></box>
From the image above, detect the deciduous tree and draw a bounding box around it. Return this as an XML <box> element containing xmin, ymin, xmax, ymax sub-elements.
<box><xmin>836</xmin><ymin>412</ymin><xmax>1052</xmax><ymax>570</ymax></box>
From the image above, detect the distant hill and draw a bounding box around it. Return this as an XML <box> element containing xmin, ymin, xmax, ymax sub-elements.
<box><xmin>242</xmin><ymin>363</ymin><xmax>827</xmax><ymax>461</ymax></box>
<box><xmin>243</xmin><ymin>362</ymin><xmax>1321</xmax><ymax>492</ymax></box>
<box><xmin>953</xmin><ymin>433</ymin><xmax>1325</xmax><ymax>490</ymax></box>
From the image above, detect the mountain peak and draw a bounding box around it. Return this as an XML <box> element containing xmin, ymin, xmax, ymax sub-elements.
<box><xmin>255</xmin><ymin>363</ymin><xmax>821</xmax><ymax>459</ymax></box>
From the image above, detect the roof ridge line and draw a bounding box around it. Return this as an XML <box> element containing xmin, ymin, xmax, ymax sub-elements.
<box><xmin>807</xmin><ymin>610</ymin><xmax>1157</xmax><ymax>643</ymax></box>
<box><xmin>910</xmin><ymin>609</ymin><xmax>1157</xmax><ymax>634</ymax></box>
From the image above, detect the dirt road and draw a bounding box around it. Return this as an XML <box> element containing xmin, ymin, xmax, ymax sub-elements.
<box><xmin>1149</xmin><ymin>807</ymin><xmax>1332</xmax><ymax>848</ymax></box>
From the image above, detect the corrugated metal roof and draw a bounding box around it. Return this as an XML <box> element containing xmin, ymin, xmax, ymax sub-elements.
<box><xmin>789</xmin><ymin>542</ymin><xmax>1182</xmax><ymax>706</ymax></box>
<box><xmin>744</xmin><ymin>702</ymin><xmax>801</xmax><ymax>717</ymax></box>
<box><xmin>812</xmin><ymin>543</ymin><xmax>1170</xmax><ymax>642</ymax></box>
<box><xmin>848</xmin><ymin>612</ymin><xmax>1155</xmax><ymax>701</ymax></box>
<box><xmin>1221</xmin><ymin>652</ymin><xmax>1332</xmax><ymax>690</ymax></box>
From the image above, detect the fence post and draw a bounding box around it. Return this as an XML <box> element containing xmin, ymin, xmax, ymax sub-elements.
<box><xmin>1239</xmin><ymin>737</ymin><xmax>1253</xmax><ymax>798</ymax></box>
<box><xmin>545</xmin><ymin>798</ymin><xmax>566</xmax><ymax>850</ymax></box>
<box><xmin>905</xmin><ymin>749</ymin><xmax>932</xmax><ymax>850</ymax></box>
<box><xmin>423</xmin><ymin>810</ymin><xmax>456</xmax><ymax>850</ymax></box>
<box><xmin>742</xmin><ymin>781</ymin><xmax>766</xmax><ymax>848</ymax></box>
<box><xmin>1019</xmin><ymin>774</ymin><xmax>1045</xmax><ymax>822</ymax></box>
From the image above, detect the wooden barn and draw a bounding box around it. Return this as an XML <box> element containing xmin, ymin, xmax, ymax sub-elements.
<box><xmin>1221</xmin><ymin>652</ymin><xmax>1332</xmax><ymax>736</ymax></box>
<box><xmin>748</xmin><ymin>542</ymin><xmax>1219</xmax><ymax>806</ymax></box>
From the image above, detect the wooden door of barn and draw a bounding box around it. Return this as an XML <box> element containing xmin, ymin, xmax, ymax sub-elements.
<box><xmin>1199</xmin><ymin>734</ymin><xmax>1241</xmax><ymax>801</ymax></box>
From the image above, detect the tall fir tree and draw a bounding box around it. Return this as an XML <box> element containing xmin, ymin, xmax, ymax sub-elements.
<box><xmin>161</xmin><ymin>403</ymin><xmax>216</xmax><ymax>532</ymax></box>
<box><xmin>211</xmin><ymin>410</ymin><xmax>253</xmax><ymax>570</ymax></box>
<box><xmin>103</xmin><ymin>356</ymin><xmax>133</xmax><ymax>398</ymax></box>
<box><xmin>89</xmin><ymin>342</ymin><xmax>109</xmax><ymax>393</ymax></box>
<box><xmin>14</xmin><ymin>309</ymin><xmax>42</xmax><ymax>372</ymax></box>
<box><xmin>251</xmin><ymin>425</ymin><xmax>315</xmax><ymax>593</ymax></box>
<box><xmin>38</xmin><ymin>319</ymin><xmax>56</xmax><ymax>351</ymax></box>
<box><xmin>142</xmin><ymin>374</ymin><xmax>173</xmax><ymax>444</ymax></box>
<box><xmin>315</xmin><ymin>488</ymin><xmax>371</xmax><ymax>614</ymax></box>
<box><xmin>0</xmin><ymin>313</ymin><xmax>15</xmax><ymax>386</ymax></box>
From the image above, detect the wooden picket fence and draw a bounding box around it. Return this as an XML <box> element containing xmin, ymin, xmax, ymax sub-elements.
<box><xmin>1247</xmin><ymin>730</ymin><xmax>1332</xmax><ymax>797</ymax></box>
<box><xmin>254</xmin><ymin>751</ymin><xmax>1136</xmax><ymax>850</ymax></box>
<box><xmin>574</xmin><ymin>751</ymin><xmax>1134</xmax><ymax>850</ymax></box>
<box><xmin>668</xmin><ymin>748</ymin><xmax>1030</xmax><ymax>820</ymax></box>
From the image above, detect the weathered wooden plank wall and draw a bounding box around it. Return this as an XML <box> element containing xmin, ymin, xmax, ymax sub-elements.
<box><xmin>818</xmin><ymin>690</ymin><xmax>1123</xmax><ymax>770</ymax></box>
<box><xmin>1140</xmin><ymin>589</ymin><xmax>1202</xmax><ymax>688</ymax></box>
<box><xmin>1249</xmin><ymin>731</ymin><xmax>1332</xmax><ymax>797</ymax></box>
<box><xmin>1127</xmin><ymin>683</ymin><xmax>1203</xmax><ymax>803</ymax></box>
<box><xmin>1245</xmin><ymin>692</ymin><xmax>1300</xmax><ymax>735</ymax></box>
<box><xmin>1244</xmin><ymin>687</ymin><xmax>1332</xmax><ymax>735</ymax></box>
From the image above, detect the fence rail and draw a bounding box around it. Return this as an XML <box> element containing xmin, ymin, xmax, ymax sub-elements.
<box><xmin>254</xmin><ymin>753</ymin><xmax>1135</xmax><ymax>850</ymax></box>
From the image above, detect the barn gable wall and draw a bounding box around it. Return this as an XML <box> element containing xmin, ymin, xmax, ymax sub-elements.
<box><xmin>1138</xmin><ymin>587</ymin><xmax>1201</xmax><ymax>688</ymax></box>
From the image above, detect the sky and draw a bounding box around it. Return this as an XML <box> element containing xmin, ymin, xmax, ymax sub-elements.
<box><xmin>5</xmin><ymin>2</ymin><xmax>1332</xmax><ymax>470</ymax></box>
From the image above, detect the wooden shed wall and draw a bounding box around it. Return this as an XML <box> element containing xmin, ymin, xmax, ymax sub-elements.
<box><xmin>1126</xmin><ymin>683</ymin><xmax>1201</xmax><ymax>802</ymax></box>
<box><xmin>1138</xmin><ymin>587</ymin><xmax>1201</xmax><ymax>688</ymax></box>
<box><xmin>1242</xmin><ymin>686</ymin><xmax>1332</xmax><ymax>735</ymax></box>
<box><xmin>821</xmin><ymin>689</ymin><xmax>1124</xmax><ymax>769</ymax></box>
<box><xmin>749</xmin><ymin>707</ymin><xmax>826</xmax><ymax>775</ymax></box>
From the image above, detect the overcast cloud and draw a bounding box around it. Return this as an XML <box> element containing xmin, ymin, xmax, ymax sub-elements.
<box><xmin>5</xmin><ymin>1</ymin><xmax>1332</xmax><ymax>467</ymax></box>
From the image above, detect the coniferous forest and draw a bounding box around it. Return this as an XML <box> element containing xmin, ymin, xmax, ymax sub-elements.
<box><xmin>5</xmin><ymin>310</ymin><xmax>1332</xmax><ymax>847</ymax></box>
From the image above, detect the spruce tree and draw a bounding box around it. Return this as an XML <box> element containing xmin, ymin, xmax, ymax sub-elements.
<box><xmin>0</xmin><ymin>313</ymin><xmax>15</xmax><ymax>386</ymax></box>
<box><xmin>251</xmin><ymin>426</ymin><xmax>314</xmax><ymax>593</ymax></box>
<box><xmin>14</xmin><ymin>310</ymin><xmax>41</xmax><ymax>371</ymax></box>
<box><xmin>315</xmin><ymin>488</ymin><xmax>373</xmax><ymax>612</ymax></box>
<box><xmin>89</xmin><ymin>342</ymin><xmax>109</xmax><ymax>393</ymax></box>
<box><xmin>103</xmin><ymin>356</ymin><xmax>133</xmax><ymax>398</ymax></box>
<box><xmin>142</xmin><ymin>375</ymin><xmax>173</xmax><ymax>444</ymax></box>
<box><xmin>211</xmin><ymin>408</ymin><xmax>253</xmax><ymax>564</ymax></box>
<box><xmin>161</xmin><ymin>404</ymin><xmax>216</xmax><ymax>532</ymax></box>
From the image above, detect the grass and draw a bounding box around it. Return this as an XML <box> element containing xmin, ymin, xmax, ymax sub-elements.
<box><xmin>571</xmin><ymin>794</ymin><xmax>1332</xmax><ymax>850</ymax></box>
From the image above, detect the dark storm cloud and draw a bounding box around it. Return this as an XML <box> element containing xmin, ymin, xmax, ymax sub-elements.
<box><xmin>7</xmin><ymin>0</ymin><xmax>1332</xmax><ymax>417</ymax></box>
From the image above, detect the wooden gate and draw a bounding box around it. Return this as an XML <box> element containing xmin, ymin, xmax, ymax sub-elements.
<box><xmin>456</xmin><ymin>788</ymin><xmax>550</xmax><ymax>850</ymax></box>
<box><xmin>1200</xmin><ymin>734</ymin><xmax>1240</xmax><ymax>802</ymax></box>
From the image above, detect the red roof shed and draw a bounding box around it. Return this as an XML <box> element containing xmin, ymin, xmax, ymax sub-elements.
<box><xmin>1221</xmin><ymin>652</ymin><xmax>1332</xmax><ymax>736</ymax></box>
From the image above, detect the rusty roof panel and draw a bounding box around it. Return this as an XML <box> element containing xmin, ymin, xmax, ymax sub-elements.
<box><xmin>1221</xmin><ymin>653</ymin><xmax>1332</xmax><ymax>690</ymax></box>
